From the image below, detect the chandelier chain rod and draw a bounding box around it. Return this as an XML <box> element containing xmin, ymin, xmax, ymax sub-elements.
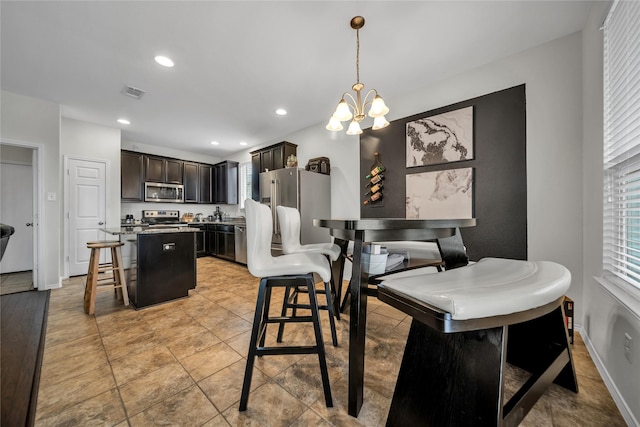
<box><xmin>356</xmin><ymin>27</ymin><xmax>360</xmax><ymax>84</ymax></box>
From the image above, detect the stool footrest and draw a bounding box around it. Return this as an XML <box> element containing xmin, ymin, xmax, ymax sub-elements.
<box><xmin>267</xmin><ymin>316</ymin><xmax>313</xmax><ymax>323</ymax></box>
<box><xmin>256</xmin><ymin>346</ymin><xmax>319</xmax><ymax>356</ymax></box>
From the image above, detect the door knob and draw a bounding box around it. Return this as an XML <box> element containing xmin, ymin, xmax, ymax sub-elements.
<box><xmin>26</xmin><ymin>223</ymin><xmax>33</xmax><ymax>227</ymax></box>
<box><xmin>98</xmin><ymin>221</ymin><xmax>104</xmax><ymax>225</ymax></box>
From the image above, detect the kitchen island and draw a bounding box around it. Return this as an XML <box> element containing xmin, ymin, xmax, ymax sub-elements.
<box><xmin>102</xmin><ymin>226</ymin><xmax>197</xmax><ymax>309</ymax></box>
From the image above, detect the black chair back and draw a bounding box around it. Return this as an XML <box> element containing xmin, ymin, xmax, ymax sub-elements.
<box><xmin>436</xmin><ymin>228</ymin><xmax>469</xmax><ymax>270</ymax></box>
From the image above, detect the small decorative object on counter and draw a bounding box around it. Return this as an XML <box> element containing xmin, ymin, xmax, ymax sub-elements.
<box><xmin>286</xmin><ymin>154</ymin><xmax>298</xmax><ymax>168</ymax></box>
<box><xmin>363</xmin><ymin>192</ymin><xmax>383</xmax><ymax>205</ymax></box>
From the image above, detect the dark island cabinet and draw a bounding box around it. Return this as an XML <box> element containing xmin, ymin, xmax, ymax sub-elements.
<box><xmin>121</xmin><ymin>151</ymin><xmax>144</xmax><ymax>202</ymax></box>
<box><xmin>214</xmin><ymin>160</ymin><xmax>239</xmax><ymax>204</ymax></box>
<box><xmin>144</xmin><ymin>155</ymin><xmax>183</xmax><ymax>184</ymax></box>
<box><xmin>183</xmin><ymin>162</ymin><xmax>199</xmax><ymax>203</ymax></box>
<box><xmin>250</xmin><ymin>141</ymin><xmax>297</xmax><ymax>200</ymax></box>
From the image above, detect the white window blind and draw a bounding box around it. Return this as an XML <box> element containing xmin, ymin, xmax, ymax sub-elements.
<box><xmin>238</xmin><ymin>162</ymin><xmax>252</xmax><ymax>209</ymax></box>
<box><xmin>603</xmin><ymin>0</ymin><xmax>640</xmax><ymax>289</ymax></box>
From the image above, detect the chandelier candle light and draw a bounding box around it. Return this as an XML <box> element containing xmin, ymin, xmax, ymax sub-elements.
<box><xmin>326</xmin><ymin>16</ymin><xmax>390</xmax><ymax>135</ymax></box>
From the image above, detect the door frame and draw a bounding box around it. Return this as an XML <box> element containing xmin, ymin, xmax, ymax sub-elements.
<box><xmin>63</xmin><ymin>155</ymin><xmax>110</xmax><ymax>278</ymax></box>
<box><xmin>0</xmin><ymin>139</ymin><xmax>44</xmax><ymax>289</ymax></box>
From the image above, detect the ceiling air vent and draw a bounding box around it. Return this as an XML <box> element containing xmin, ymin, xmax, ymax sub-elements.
<box><xmin>121</xmin><ymin>85</ymin><xmax>146</xmax><ymax>99</ymax></box>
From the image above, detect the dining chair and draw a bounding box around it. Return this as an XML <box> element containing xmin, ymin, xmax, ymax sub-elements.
<box><xmin>239</xmin><ymin>199</ymin><xmax>333</xmax><ymax>411</ymax></box>
<box><xmin>276</xmin><ymin>205</ymin><xmax>339</xmax><ymax>345</ymax></box>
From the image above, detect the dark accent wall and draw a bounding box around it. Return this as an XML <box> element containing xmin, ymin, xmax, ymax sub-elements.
<box><xmin>360</xmin><ymin>84</ymin><xmax>527</xmax><ymax>261</ymax></box>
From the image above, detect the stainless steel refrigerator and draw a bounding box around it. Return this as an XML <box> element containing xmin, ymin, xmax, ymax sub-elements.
<box><xmin>259</xmin><ymin>168</ymin><xmax>331</xmax><ymax>251</ymax></box>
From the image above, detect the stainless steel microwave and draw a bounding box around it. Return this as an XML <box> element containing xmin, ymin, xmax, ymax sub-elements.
<box><xmin>144</xmin><ymin>182</ymin><xmax>184</xmax><ymax>203</ymax></box>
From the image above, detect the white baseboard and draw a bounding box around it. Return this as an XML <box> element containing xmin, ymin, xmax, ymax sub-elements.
<box><xmin>577</xmin><ymin>325</ymin><xmax>639</xmax><ymax>427</ymax></box>
<box><xmin>41</xmin><ymin>278</ymin><xmax>62</xmax><ymax>290</ymax></box>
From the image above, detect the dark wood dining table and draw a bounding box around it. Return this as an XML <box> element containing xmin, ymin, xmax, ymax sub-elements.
<box><xmin>313</xmin><ymin>218</ymin><xmax>476</xmax><ymax>417</ymax></box>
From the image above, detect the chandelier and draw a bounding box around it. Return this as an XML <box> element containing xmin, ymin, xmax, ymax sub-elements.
<box><xmin>326</xmin><ymin>16</ymin><xmax>390</xmax><ymax>135</ymax></box>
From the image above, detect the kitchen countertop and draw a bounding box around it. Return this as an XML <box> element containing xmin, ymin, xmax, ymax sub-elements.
<box><xmin>185</xmin><ymin>219</ymin><xmax>246</xmax><ymax>226</ymax></box>
<box><xmin>103</xmin><ymin>227</ymin><xmax>200</xmax><ymax>235</ymax></box>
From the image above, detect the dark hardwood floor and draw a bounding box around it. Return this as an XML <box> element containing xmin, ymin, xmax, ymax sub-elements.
<box><xmin>1</xmin><ymin>290</ymin><xmax>50</xmax><ymax>427</ymax></box>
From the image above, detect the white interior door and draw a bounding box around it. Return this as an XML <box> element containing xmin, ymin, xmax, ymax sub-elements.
<box><xmin>0</xmin><ymin>162</ymin><xmax>34</xmax><ymax>273</ymax></box>
<box><xmin>68</xmin><ymin>158</ymin><xmax>107</xmax><ymax>276</ymax></box>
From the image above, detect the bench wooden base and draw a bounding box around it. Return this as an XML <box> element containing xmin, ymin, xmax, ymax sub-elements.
<box><xmin>378</xmin><ymin>292</ymin><xmax>578</xmax><ymax>427</ymax></box>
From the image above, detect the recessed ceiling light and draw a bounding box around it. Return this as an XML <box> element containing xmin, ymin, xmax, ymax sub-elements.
<box><xmin>154</xmin><ymin>55</ymin><xmax>174</xmax><ymax>67</ymax></box>
<box><xmin>117</xmin><ymin>118</ymin><xmax>130</xmax><ymax>125</ymax></box>
<box><xmin>239</xmin><ymin>141</ymin><xmax>248</xmax><ymax>146</ymax></box>
<box><xmin>210</xmin><ymin>141</ymin><xmax>220</xmax><ymax>145</ymax></box>
<box><xmin>275</xmin><ymin>108</ymin><xmax>287</xmax><ymax>116</ymax></box>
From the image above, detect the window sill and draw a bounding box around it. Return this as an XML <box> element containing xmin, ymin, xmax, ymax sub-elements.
<box><xmin>594</xmin><ymin>274</ymin><xmax>640</xmax><ymax>319</ymax></box>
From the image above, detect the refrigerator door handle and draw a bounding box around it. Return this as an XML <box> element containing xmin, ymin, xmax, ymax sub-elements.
<box><xmin>271</xmin><ymin>179</ymin><xmax>279</xmax><ymax>235</ymax></box>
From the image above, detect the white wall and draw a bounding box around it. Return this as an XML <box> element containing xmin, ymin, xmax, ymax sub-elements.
<box><xmin>582</xmin><ymin>2</ymin><xmax>640</xmax><ymax>424</ymax></box>
<box><xmin>61</xmin><ymin>117</ymin><xmax>122</xmax><ymax>229</ymax></box>
<box><xmin>1</xmin><ymin>90</ymin><xmax>61</xmax><ymax>289</ymax></box>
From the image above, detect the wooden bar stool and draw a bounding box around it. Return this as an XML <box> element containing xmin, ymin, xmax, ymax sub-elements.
<box><xmin>83</xmin><ymin>240</ymin><xmax>129</xmax><ymax>315</ymax></box>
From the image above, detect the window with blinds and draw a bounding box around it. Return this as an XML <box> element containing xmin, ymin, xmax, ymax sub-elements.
<box><xmin>603</xmin><ymin>0</ymin><xmax>640</xmax><ymax>290</ymax></box>
<box><xmin>238</xmin><ymin>162</ymin><xmax>252</xmax><ymax>209</ymax></box>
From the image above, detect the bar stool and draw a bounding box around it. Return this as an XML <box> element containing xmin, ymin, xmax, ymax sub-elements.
<box><xmin>377</xmin><ymin>257</ymin><xmax>578</xmax><ymax>426</ymax></box>
<box><xmin>276</xmin><ymin>205</ymin><xmax>340</xmax><ymax>345</ymax></box>
<box><xmin>83</xmin><ymin>240</ymin><xmax>129</xmax><ymax>315</ymax></box>
<box><xmin>239</xmin><ymin>200</ymin><xmax>333</xmax><ymax>411</ymax></box>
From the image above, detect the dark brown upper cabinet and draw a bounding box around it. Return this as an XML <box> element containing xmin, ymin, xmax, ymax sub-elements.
<box><xmin>213</xmin><ymin>161</ymin><xmax>239</xmax><ymax>204</ymax></box>
<box><xmin>144</xmin><ymin>155</ymin><xmax>183</xmax><ymax>184</ymax></box>
<box><xmin>121</xmin><ymin>151</ymin><xmax>144</xmax><ymax>202</ymax></box>
<box><xmin>250</xmin><ymin>141</ymin><xmax>297</xmax><ymax>200</ymax></box>
<box><xmin>183</xmin><ymin>162</ymin><xmax>199</xmax><ymax>203</ymax></box>
<box><xmin>198</xmin><ymin>164</ymin><xmax>213</xmax><ymax>204</ymax></box>
<box><xmin>165</xmin><ymin>159</ymin><xmax>183</xmax><ymax>184</ymax></box>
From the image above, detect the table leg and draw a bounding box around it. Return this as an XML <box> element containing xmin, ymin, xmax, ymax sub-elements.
<box><xmin>332</xmin><ymin>238</ymin><xmax>349</xmax><ymax>315</ymax></box>
<box><xmin>349</xmin><ymin>231</ymin><xmax>368</xmax><ymax>417</ymax></box>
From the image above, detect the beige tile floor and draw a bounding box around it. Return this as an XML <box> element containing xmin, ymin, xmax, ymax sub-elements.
<box><xmin>35</xmin><ymin>257</ymin><xmax>626</xmax><ymax>426</ymax></box>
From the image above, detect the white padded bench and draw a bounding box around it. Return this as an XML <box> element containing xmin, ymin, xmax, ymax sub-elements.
<box><xmin>377</xmin><ymin>257</ymin><xmax>578</xmax><ymax>427</ymax></box>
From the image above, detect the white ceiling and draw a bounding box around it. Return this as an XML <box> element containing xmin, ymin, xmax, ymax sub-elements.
<box><xmin>1</xmin><ymin>1</ymin><xmax>595</xmax><ymax>157</ymax></box>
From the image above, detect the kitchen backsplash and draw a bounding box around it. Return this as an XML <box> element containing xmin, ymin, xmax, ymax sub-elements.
<box><xmin>121</xmin><ymin>202</ymin><xmax>243</xmax><ymax>222</ymax></box>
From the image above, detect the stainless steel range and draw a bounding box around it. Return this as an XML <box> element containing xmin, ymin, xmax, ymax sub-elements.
<box><xmin>142</xmin><ymin>210</ymin><xmax>188</xmax><ymax>228</ymax></box>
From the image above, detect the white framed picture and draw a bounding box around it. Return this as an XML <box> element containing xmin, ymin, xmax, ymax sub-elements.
<box><xmin>406</xmin><ymin>106</ymin><xmax>474</xmax><ymax>167</ymax></box>
<box><xmin>406</xmin><ymin>167</ymin><xmax>473</xmax><ymax>219</ymax></box>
